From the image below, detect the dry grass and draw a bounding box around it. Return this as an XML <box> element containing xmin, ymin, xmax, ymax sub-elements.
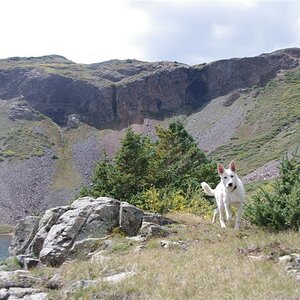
<box><xmin>35</xmin><ymin>214</ymin><xmax>300</xmax><ymax>300</ymax></box>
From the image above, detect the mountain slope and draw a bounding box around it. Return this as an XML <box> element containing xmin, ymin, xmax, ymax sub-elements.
<box><xmin>0</xmin><ymin>48</ymin><xmax>299</xmax><ymax>224</ymax></box>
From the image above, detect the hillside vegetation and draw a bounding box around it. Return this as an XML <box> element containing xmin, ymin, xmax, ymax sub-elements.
<box><xmin>208</xmin><ymin>69</ymin><xmax>300</xmax><ymax>175</ymax></box>
<box><xmin>0</xmin><ymin>49</ymin><xmax>299</xmax><ymax>223</ymax></box>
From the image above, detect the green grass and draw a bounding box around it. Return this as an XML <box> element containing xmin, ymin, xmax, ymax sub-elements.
<box><xmin>0</xmin><ymin>224</ymin><xmax>13</xmax><ymax>234</ymax></box>
<box><xmin>0</xmin><ymin>127</ymin><xmax>53</xmax><ymax>160</ymax></box>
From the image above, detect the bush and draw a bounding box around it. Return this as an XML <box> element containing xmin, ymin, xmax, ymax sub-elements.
<box><xmin>244</xmin><ymin>152</ymin><xmax>300</xmax><ymax>230</ymax></box>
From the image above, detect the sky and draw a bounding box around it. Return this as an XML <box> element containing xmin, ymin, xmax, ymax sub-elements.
<box><xmin>0</xmin><ymin>0</ymin><xmax>299</xmax><ymax>65</ymax></box>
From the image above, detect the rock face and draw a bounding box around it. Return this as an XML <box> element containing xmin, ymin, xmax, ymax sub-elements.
<box><xmin>0</xmin><ymin>49</ymin><xmax>299</xmax><ymax>128</ymax></box>
<box><xmin>9</xmin><ymin>197</ymin><xmax>144</xmax><ymax>267</ymax></box>
<box><xmin>8</xmin><ymin>100</ymin><xmax>42</xmax><ymax>121</ymax></box>
<box><xmin>9</xmin><ymin>216</ymin><xmax>41</xmax><ymax>256</ymax></box>
<box><xmin>119</xmin><ymin>202</ymin><xmax>144</xmax><ymax>236</ymax></box>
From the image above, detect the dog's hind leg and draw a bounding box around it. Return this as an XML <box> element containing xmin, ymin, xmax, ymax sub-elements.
<box><xmin>212</xmin><ymin>208</ymin><xmax>218</xmax><ymax>223</ymax></box>
<box><xmin>234</xmin><ymin>202</ymin><xmax>244</xmax><ymax>230</ymax></box>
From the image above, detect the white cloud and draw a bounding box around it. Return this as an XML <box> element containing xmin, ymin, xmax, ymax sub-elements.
<box><xmin>212</xmin><ymin>24</ymin><xmax>235</xmax><ymax>40</ymax></box>
<box><xmin>0</xmin><ymin>0</ymin><xmax>150</xmax><ymax>63</ymax></box>
<box><xmin>0</xmin><ymin>0</ymin><xmax>299</xmax><ymax>64</ymax></box>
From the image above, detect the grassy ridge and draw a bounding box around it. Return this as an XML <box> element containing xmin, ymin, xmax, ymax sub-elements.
<box><xmin>210</xmin><ymin>69</ymin><xmax>300</xmax><ymax>175</ymax></box>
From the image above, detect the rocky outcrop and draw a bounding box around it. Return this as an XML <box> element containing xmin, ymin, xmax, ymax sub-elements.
<box><xmin>8</xmin><ymin>100</ymin><xmax>42</xmax><ymax>121</ymax></box>
<box><xmin>9</xmin><ymin>197</ymin><xmax>145</xmax><ymax>267</ymax></box>
<box><xmin>0</xmin><ymin>270</ymin><xmax>48</xmax><ymax>299</ymax></box>
<box><xmin>9</xmin><ymin>216</ymin><xmax>41</xmax><ymax>256</ymax></box>
<box><xmin>0</xmin><ymin>48</ymin><xmax>299</xmax><ymax>128</ymax></box>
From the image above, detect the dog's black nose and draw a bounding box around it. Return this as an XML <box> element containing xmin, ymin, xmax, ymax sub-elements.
<box><xmin>228</xmin><ymin>183</ymin><xmax>233</xmax><ymax>187</ymax></box>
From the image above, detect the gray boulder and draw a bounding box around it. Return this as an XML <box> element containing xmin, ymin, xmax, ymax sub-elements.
<box><xmin>39</xmin><ymin>197</ymin><xmax>120</xmax><ymax>266</ymax></box>
<box><xmin>120</xmin><ymin>202</ymin><xmax>144</xmax><ymax>236</ymax></box>
<box><xmin>0</xmin><ymin>270</ymin><xmax>38</xmax><ymax>289</ymax></box>
<box><xmin>67</xmin><ymin>114</ymin><xmax>81</xmax><ymax>129</ymax></box>
<box><xmin>140</xmin><ymin>222</ymin><xmax>171</xmax><ymax>238</ymax></box>
<box><xmin>9</xmin><ymin>216</ymin><xmax>41</xmax><ymax>256</ymax></box>
<box><xmin>29</xmin><ymin>206</ymin><xmax>70</xmax><ymax>257</ymax></box>
<box><xmin>143</xmin><ymin>212</ymin><xmax>177</xmax><ymax>226</ymax></box>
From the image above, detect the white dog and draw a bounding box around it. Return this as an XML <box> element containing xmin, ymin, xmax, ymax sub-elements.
<box><xmin>201</xmin><ymin>161</ymin><xmax>245</xmax><ymax>230</ymax></box>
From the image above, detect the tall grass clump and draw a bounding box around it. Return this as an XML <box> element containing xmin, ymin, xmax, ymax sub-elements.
<box><xmin>245</xmin><ymin>152</ymin><xmax>300</xmax><ymax>231</ymax></box>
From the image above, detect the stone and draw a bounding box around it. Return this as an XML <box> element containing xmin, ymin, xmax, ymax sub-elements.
<box><xmin>39</xmin><ymin>197</ymin><xmax>120</xmax><ymax>266</ymax></box>
<box><xmin>23</xmin><ymin>258</ymin><xmax>40</xmax><ymax>270</ymax></box>
<box><xmin>0</xmin><ymin>288</ymin><xmax>8</xmax><ymax>300</ymax></box>
<box><xmin>23</xmin><ymin>292</ymin><xmax>48</xmax><ymax>300</ymax></box>
<box><xmin>9</xmin><ymin>216</ymin><xmax>41</xmax><ymax>256</ymax></box>
<box><xmin>74</xmin><ymin>198</ymin><xmax>120</xmax><ymax>240</ymax></box>
<box><xmin>0</xmin><ymin>271</ymin><xmax>38</xmax><ymax>289</ymax></box>
<box><xmin>223</xmin><ymin>92</ymin><xmax>240</xmax><ymax>107</ymax></box>
<box><xmin>119</xmin><ymin>202</ymin><xmax>144</xmax><ymax>236</ymax></box>
<box><xmin>67</xmin><ymin>114</ymin><xmax>80</xmax><ymax>129</ymax></box>
<box><xmin>45</xmin><ymin>274</ymin><xmax>64</xmax><ymax>290</ymax></box>
<box><xmin>248</xmin><ymin>255</ymin><xmax>268</xmax><ymax>262</ymax></box>
<box><xmin>126</xmin><ymin>235</ymin><xmax>147</xmax><ymax>243</ymax></box>
<box><xmin>90</xmin><ymin>252</ymin><xmax>111</xmax><ymax>264</ymax></box>
<box><xmin>16</xmin><ymin>255</ymin><xmax>40</xmax><ymax>270</ymax></box>
<box><xmin>102</xmin><ymin>271</ymin><xmax>136</xmax><ymax>284</ymax></box>
<box><xmin>140</xmin><ymin>222</ymin><xmax>171</xmax><ymax>238</ymax></box>
<box><xmin>143</xmin><ymin>212</ymin><xmax>177</xmax><ymax>226</ymax></box>
<box><xmin>278</xmin><ymin>255</ymin><xmax>292</xmax><ymax>264</ymax></box>
<box><xmin>160</xmin><ymin>240</ymin><xmax>186</xmax><ymax>250</ymax></box>
<box><xmin>29</xmin><ymin>206</ymin><xmax>70</xmax><ymax>257</ymax></box>
<box><xmin>68</xmin><ymin>279</ymin><xmax>98</xmax><ymax>293</ymax></box>
<box><xmin>6</xmin><ymin>287</ymin><xmax>36</xmax><ymax>298</ymax></box>
<box><xmin>134</xmin><ymin>245</ymin><xmax>146</xmax><ymax>253</ymax></box>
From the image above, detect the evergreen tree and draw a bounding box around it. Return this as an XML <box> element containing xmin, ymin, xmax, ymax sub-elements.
<box><xmin>154</xmin><ymin>121</ymin><xmax>217</xmax><ymax>190</ymax></box>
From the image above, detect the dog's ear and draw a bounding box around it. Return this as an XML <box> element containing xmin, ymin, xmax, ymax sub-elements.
<box><xmin>229</xmin><ymin>161</ymin><xmax>236</xmax><ymax>172</ymax></box>
<box><xmin>217</xmin><ymin>163</ymin><xmax>225</xmax><ymax>175</ymax></box>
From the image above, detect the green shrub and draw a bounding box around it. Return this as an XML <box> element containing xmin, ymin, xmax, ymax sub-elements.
<box><xmin>245</xmin><ymin>152</ymin><xmax>300</xmax><ymax>230</ymax></box>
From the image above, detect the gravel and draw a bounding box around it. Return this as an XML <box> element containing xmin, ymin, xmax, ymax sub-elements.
<box><xmin>242</xmin><ymin>160</ymin><xmax>280</xmax><ymax>184</ymax></box>
<box><xmin>0</xmin><ymin>150</ymin><xmax>73</xmax><ymax>225</ymax></box>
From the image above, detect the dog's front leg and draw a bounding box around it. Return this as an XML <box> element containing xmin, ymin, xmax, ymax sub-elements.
<box><xmin>224</xmin><ymin>200</ymin><xmax>232</xmax><ymax>222</ymax></box>
<box><xmin>218</xmin><ymin>205</ymin><xmax>226</xmax><ymax>228</ymax></box>
<box><xmin>234</xmin><ymin>202</ymin><xmax>244</xmax><ymax>230</ymax></box>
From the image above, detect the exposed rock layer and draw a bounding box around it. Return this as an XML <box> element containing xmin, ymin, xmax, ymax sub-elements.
<box><xmin>1</xmin><ymin>49</ymin><xmax>299</xmax><ymax>128</ymax></box>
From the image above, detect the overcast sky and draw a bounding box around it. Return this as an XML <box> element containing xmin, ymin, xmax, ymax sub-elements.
<box><xmin>1</xmin><ymin>0</ymin><xmax>299</xmax><ymax>65</ymax></box>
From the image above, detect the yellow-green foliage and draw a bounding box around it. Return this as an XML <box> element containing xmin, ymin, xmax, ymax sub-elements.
<box><xmin>135</xmin><ymin>186</ymin><xmax>213</xmax><ymax>219</ymax></box>
<box><xmin>0</xmin><ymin>128</ymin><xmax>52</xmax><ymax>159</ymax></box>
<box><xmin>0</xmin><ymin>224</ymin><xmax>13</xmax><ymax>234</ymax></box>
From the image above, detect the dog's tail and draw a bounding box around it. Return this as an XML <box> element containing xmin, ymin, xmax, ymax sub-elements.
<box><xmin>201</xmin><ymin>182</ymin><xmax>215</xmax><ymax>196</ymax></box>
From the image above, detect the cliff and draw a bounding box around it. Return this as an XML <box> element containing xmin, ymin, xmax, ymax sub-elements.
<box><xmin>1</xmin><ymin>49</ymin><xmax>298</xmax><ymax>128</ymax></box>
